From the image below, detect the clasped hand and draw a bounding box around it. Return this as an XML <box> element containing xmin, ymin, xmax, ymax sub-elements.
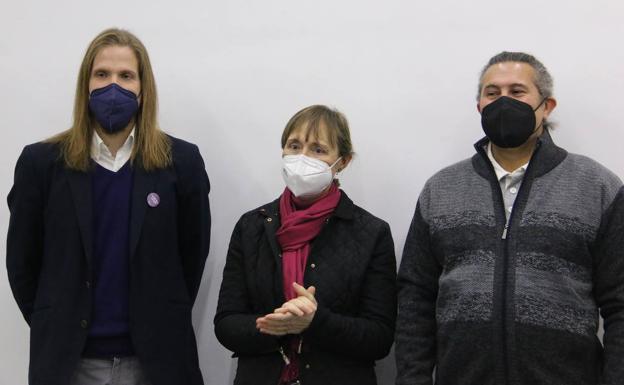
<box><xmin>256</xmin><ymin>282</ymin><xmax>317</xmax><ymax>336</ymax></box>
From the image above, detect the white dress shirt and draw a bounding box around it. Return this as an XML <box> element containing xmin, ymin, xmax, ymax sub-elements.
<box><xmin>91</xmin><ymin>129</ymin><xmax>135</xmax><ymax>172</ymax></box>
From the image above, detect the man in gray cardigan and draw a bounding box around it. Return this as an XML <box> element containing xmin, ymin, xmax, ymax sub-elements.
<box><xmin>396</xmin><ymin>51</ymin><xmax>624</xmax><ymax>385</ymax></box>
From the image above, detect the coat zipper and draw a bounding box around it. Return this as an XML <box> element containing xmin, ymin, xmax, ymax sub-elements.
<box><xmin>487</xmin><ymin>140</ymin><xmax>542</xmax><ymax>384</ymax></box>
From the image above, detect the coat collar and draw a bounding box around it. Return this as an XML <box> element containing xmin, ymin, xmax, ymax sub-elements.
<box><xmin>472</xmin><ymin>129</ymin><xmax>568</xmax><ymax>180</ymax></box>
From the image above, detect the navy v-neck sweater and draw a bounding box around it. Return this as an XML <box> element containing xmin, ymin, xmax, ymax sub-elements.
<box><xmin>83</xmin><ymin>161</ymin><xmax>134</xmax><ymax>357</ymax></box>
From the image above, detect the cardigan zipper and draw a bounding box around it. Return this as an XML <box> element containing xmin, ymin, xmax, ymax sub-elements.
<box><xmin>501</xmin><ymin>141</ymin><xmax>542</xmax><ymax>384</ymax></box>
<box><xmin>481</xmin><ymin>139</ymin><xmax>542</xmax><ymax>384</ymax></box>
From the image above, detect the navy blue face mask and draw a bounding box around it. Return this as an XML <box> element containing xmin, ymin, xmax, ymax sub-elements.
<box><xmin>88</xmin><ymin>83</ymin><xmax>139</xmax><ymax>134</ymax></box>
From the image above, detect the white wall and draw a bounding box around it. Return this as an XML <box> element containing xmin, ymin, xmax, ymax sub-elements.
<box><xmin>0</xmin><ymin>1</ymin><xmax>622</xmax><ymax>384</ymax></box>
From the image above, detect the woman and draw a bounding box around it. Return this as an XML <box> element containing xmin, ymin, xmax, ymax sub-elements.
<box><xmin>215</xmin><ymin>105</ymin><xmax>397</xmax><ymax>385</ymax></box>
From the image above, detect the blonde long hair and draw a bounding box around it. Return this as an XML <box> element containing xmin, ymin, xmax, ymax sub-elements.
<box><xmin>48</xmin><ymin>28</ymin><xmax>171</xmax><ymax>171</ymax></box>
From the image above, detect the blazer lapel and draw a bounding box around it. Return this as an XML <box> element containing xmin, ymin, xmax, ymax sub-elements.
<box><xmin>66</xmin><ymin>168</ymin><xmax>94</xmax><ymax>266</ymax></box>
<box><xmin>129</xmin><ymin>164</ymin><xmax>158</xmax><ymax>260</ymax></box>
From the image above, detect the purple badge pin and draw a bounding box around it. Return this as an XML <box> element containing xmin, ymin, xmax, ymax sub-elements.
<box><xmin>147</xmin><ymin>192</ymin><xmax>160</xmax><ymax>208</ymax></box>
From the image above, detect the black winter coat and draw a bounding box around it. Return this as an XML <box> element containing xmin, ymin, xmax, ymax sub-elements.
<box><xmin>214</xmin><ymin>191</ymin><xmax>397</xmax><ymax>385</ymax></box>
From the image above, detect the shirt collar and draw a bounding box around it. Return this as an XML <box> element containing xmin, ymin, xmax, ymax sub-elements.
<box><xmin>91</xmin><ymin>128</ymin><xmax>135</xmax><ymax>160</ymax></box>
<box><xmin>486</xmin><ymin>142</ymin><xmax>529</xmax><ymax>181</ymax></box>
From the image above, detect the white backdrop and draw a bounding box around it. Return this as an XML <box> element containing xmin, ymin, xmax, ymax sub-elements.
<box><xmin>1</xmin><ymin>1</ymin><xmax>622</xmax><ymax>384</ymax></box>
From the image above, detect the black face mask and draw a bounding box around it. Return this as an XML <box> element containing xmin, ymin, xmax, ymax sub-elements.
<box><xmin>481</xmin><ymin>96</ymin><xmax>546</xmax><ymax>148</ymax></box>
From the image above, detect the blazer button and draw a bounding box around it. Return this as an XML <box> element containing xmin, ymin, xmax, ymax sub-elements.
<box><xmin>310</xmin><ymin>263</ymin><xmax>316</xmax><ymax>269</ymax></box>
<box><xmin>267</xmin><ymin>218</ymin><xmax>273</xmax><ymax>222</ymax></box>
<box><xmin>305</xmin><ymin>364</ymin><xmax>311</xmax><ymax>369</ymax></box>
<box><xmin>80</xmin><ymin>319</ymin><xmax>89</xmax><ymax>329</ymax></box>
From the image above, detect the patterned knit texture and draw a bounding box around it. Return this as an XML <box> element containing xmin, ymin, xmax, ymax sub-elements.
<box><xmin>396</xmin><ymin>133</ymin><xmax>624</xmax><ymax>385</ymax></box>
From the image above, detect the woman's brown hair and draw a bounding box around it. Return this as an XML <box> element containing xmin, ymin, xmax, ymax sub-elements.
<box><xmin>281</xmin><ymin>105</ymin><xmax>354</xmax><ymax>159</ymax></box>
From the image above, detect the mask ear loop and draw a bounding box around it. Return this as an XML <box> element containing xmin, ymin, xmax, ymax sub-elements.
<box><xmin>330</xmin><ymin>157</ymin><xmax>343</xmax><ymax>179</ymax></box>
<box><xmin>532</xmin><ymin>97</ymin><xmax>547</xmax><ymax>112</ymax></box>
<box><xmin>532</xmin><ymin>97</ymin><xmax>548</xmax><ymax>132</ymax></box>
<box><xmin>133</xmin><ymin>89</ymin><xmax>142</xmax><ymax>113</ymax></box>
<box><xmin>329</xmin><ymin>157</ymin><xmax>342</xmax><ymax>169</ymax></box>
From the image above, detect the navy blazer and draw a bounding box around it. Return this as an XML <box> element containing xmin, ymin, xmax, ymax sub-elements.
<box><xmin>6</xmin><ymin>135</ymin><xmax>210</xmax><ymax>385</ymax></box>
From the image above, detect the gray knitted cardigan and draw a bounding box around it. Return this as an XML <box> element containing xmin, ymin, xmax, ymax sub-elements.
<box><xmin>396</xmin><ymin>131</ymin><xmax>624</xmax><ymax>385</ymax></box>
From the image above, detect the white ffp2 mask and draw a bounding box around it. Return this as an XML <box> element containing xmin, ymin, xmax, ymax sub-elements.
<box><xmin>282</xmin><ymin>154</ymin><xmax>341</xmax><ymax>198</ymax></box>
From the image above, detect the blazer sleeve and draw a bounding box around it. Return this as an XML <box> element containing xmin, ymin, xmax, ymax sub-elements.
<box><xmin>594</xmin><ymin>186</ymin><xmax>624</xmax><ymax>385</ymax></box>
<box><xmin>303</xmin><ymin>221</ymin><xmax>398</xmax><ymax>361</ymax></box>
<box><xmin>214</xmin><ymin>216</ymin><xmax>280</xmax><ymax>355</ymax></box>
<box><xmin>176</xmin><ymin>144</ymin><xmax>211</xmax><ymax>303</ymax></box>
<box><xmin>6</xmin><ymin>145</ymin><xmax>45</xmax><ymax>325</ymax></box>
<box><xmin>395</xmin><ymin>202</ymin><xmax>441</xmax><ymax>385</ymax></box>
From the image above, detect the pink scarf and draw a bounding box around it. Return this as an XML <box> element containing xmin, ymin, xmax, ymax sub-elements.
<box><xmin>275</xmin><ymin>183</ymin><xmax>341</xmax><ymax>383</ymax></box>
